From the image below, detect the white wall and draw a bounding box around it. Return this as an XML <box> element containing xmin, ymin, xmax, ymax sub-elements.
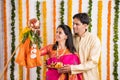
<box><xmin>0</xmin><ymin>0</ymin><xmax>120</xmax><ymax>80</ymax></box>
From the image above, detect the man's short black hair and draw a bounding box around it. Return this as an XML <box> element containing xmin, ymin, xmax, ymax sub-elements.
<box><xmin>73</xmin><ymin>13</ymin><xmax>90</xmax><ymax>25</ymax></box>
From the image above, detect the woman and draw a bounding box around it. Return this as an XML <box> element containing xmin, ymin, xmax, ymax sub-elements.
<box><xmin>15</xmin><ymin>18</ymin><xmax>82</xmax><ymax>80</ymax></box>
<box><xmin>40</xmin><ymin>24</ymin><xmax>82</xmax><ymax>80</ymax></box>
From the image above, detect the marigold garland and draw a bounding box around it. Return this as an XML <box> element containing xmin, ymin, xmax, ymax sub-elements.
<box><xmin>113</xmin><ymin>0</ymin><xmax>119</xmax><ymax>80</ymax></box>
<box><xmin>53</xmin><ymin>0</ymin><xmax>56</xmax><ymax>42</ymax></box>
<box><xmin>26</xmin><ymin>0</ymin><xmax>29</xmax><ymax>26</ymax></box>
<box><xmin>60</xmin><ymin>0</ymin><xmax>64</xmax><ymax>24</ymax></box>
<box><xmin>3</xmin><ymin>0</ymin><xmax>8</xmax><ymax>79</ymax></box>
<box><xmin>18</xmin><ymin>0</ymin><xmax>23</xmax><ymax>79</ymax></box>
<box><xmin>26</xmin><ymin>0</ymin><xmax>30</xmax><ymax>80</ymax></box>
<box><xmin>88</xmin><ymin>0</ymin><xmax>92</xmax><ymax>32</ymax></box>
<box><xmin>36</xmin><ymin>1</ymin><xmax>41</xmax><ymax>20</ymax></box>
<box><xmin>36</xmin><ymin>1</ymin><xmax>41</xmax><ymax>80</ymax></box>
<box><xmin>67</xmin><ymin>0</ymin><xmax>72</xmax><ymax>29</ymax></box>
<box><xmin>97</xmin><ymin>1</ymin><xmax>102</xmax><ymax>80</ymax></box>
<box><xmin>97</xmin><ymin>1</ymin><xmax>102</xmax><ymax>41</ymax></box>
<box><xmin>107</xmin><ymin>1</ymin><xmax>111</xmax><ymax>80</ymax></box>
<box><xmin>10</xmin><ymin>0</ymin><xmax>16</xmax><ymax>79</ymax></box>
<box><xmin>42</xmin><ymin>1</ymin><xmax>47</xmax><ymax>80</ymax></box>
<box><xmin>79</xmin><ymin>0</ymin><xmax>82</xmax><ymax>12</ymax></box>
<box><xmin>18</xmin><ymin>0</ymin><xmax>23</xmax><ymax>34</ymax></box>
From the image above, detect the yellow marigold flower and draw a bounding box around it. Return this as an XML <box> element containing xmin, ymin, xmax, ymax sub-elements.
<box><xmin>19</xmin><ymin>27</ymin><xmax>31</xmax><ymax>41</ymax></box>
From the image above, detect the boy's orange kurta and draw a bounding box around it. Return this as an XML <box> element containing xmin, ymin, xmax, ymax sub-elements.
<box><xmin>15</xmin><ymin>38</ymin><xmax>42</xmax><ymax>68</ymax></box>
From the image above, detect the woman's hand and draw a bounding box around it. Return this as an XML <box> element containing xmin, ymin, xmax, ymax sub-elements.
<box><xmin>58</xmin><ymin>65</ymin><xmax>71</xmax><ymax>73</ymax></box>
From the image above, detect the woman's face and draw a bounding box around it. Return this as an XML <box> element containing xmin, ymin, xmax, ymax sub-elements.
<box><xmin>56</xmin><ymin>27</ymin><xmax>67</xmax><ymax>42</ymax></box>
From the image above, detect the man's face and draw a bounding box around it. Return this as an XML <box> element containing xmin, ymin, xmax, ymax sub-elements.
<box><xmin>73</xmin><ymin>18</ymin><xmax>87</xmax><ymax>36</ymax></box>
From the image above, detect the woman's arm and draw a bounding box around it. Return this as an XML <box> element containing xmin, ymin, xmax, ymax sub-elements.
<box><xmin>40</xmin><ymin>44</ymin><xmax>52</xmax><ymax>56</ymax></box>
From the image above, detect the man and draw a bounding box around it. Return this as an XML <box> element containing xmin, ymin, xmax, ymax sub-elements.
<box><xmin>58</xmin><ymin>13</ymin><xmax>101</xmax><ymax>80</ymax></box>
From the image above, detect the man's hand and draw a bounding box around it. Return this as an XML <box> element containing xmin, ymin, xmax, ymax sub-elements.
<box><xmin>58</xmin><ymin>65</ymin><xmax>71</xmax><ymax>73</ymax></box>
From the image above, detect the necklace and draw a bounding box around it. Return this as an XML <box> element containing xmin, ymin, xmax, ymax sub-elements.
<box><xmin>56</xmin><ymin>48</ymin><xmax>66</xmax><ymax>58</ymax></box>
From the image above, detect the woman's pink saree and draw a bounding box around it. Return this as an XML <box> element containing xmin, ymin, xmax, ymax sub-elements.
<box><xmin>46</xmin><ymin>54</ymin><xmax>83</xmax><ymax>80</ymax></box>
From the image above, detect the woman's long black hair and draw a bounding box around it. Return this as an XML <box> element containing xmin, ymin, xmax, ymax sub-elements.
<box><xmin>52</xmin><ymin>24</ymin><xmax>76</xmax><ymax>53</ymax></box>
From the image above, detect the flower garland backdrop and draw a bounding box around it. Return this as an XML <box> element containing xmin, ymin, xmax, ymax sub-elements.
<box><xmin>36</xmin><ymin>1</ymin><xmax>41</xmax><ymax>80</ymax></box>
<box><xmin>10</xmin><ymin>0</ymin><xmax>16</xmax><ymax>79</ymax></box>
<box><xmin>53</xmin><ymin>0</ymin><xmax>56</xmax><ymax>42</ymax></box>
<box><xmin>97</xmin><ymin>1</ymin><xmax>103</xmax><ymax>80</ymax></box>
<box><xmin>113</xmin><ymin>0</ymin><xmax>119</xmax><ymax>80</ymax></box>
<box><xmin>0</xmin><ymin>0</ymin><xmax>120</xmax><ymax>80</ymax></box>
<box><xmin>107</xmin><ymin>1</ymin><xmax>111</xmax><ymax>80</ymax></box>
<box><xmin>26</xmin><ymin>0</ymin><xmax>30</xmax><ymax>80</ymax></box>
<box><xmin>42</xmin><ymin>1</ymin><xmax>47</xmax><ymax>80</ymax></box>
<box><xmin>3</xmin><ymin>0</ymin><xmax>8</xmax><ymax>80</ymax></box>
<box><xmin>18</xmin><ymin>0</ymin><xmax>23</xmax><ymax>79</ymax></box>
<box><xmin>67</xmin><ymin>0</ymin><xmax>72</xmax><ymax>29</ymax></box>
<box><xmin>60</xmin><ymin>0</ymin><xmax>65</xmax><ymax>24</ymax></box>
<box><xmin>88</xmin><ymin>0</ymin><xmax>92</xmax><ymax>32</ymax></box>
